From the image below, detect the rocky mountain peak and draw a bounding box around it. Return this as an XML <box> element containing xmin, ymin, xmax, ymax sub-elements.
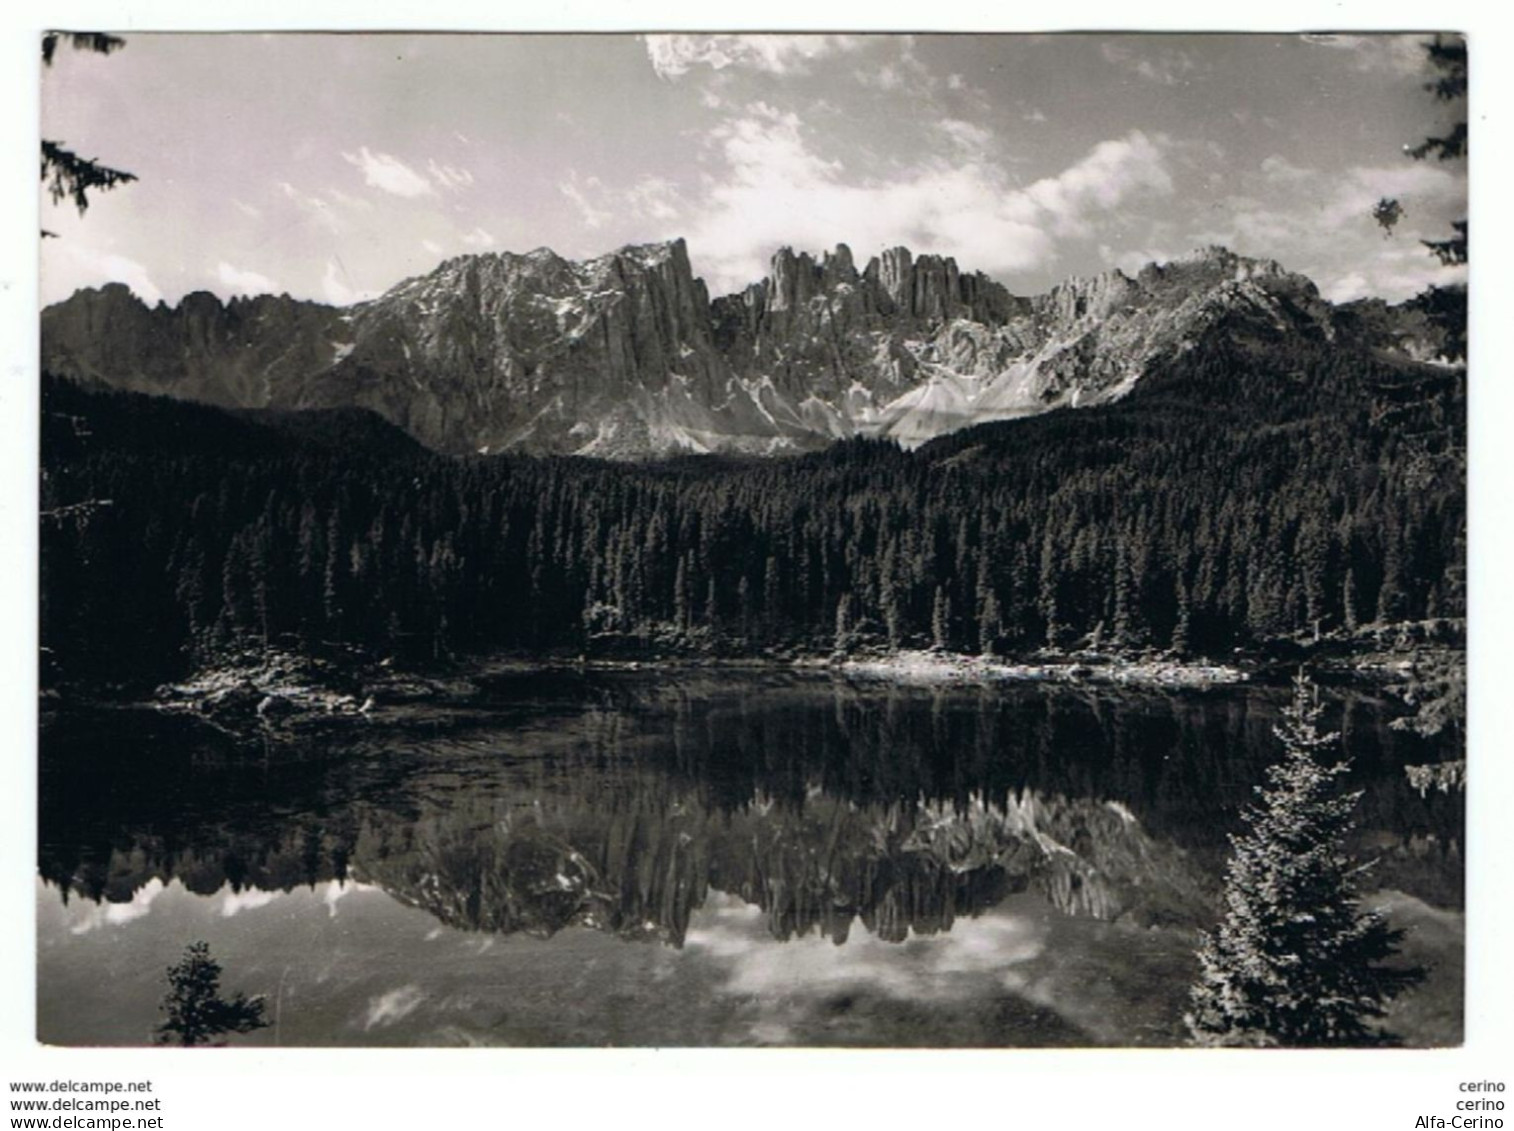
<box><xmin>822</xmin><ymin>243</ymin><xmax>857</xmax><ymax>284</ymax></box>
<box><xmin>1038</xmin><ymin>269</ymin><xmax>1137</xmax><ymax>325</ymax></box>
<box><xmin>1140</xmin><ymin>246</ymin><xmax>1299</xmax><ymax>291</ymax></box>
<box><xmin>43</xmin><ymin>237</ymin><xmax>1376</xmax><ymax>459</ymax></box>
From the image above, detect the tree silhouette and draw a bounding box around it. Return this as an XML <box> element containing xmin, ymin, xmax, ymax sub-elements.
<box><xmin>1185</xmin><ymin>674</ymin><xmax>1423</xmax><ymax>1047</ymax></box>
<box><xmin>1407</xmin><ymin>35</ymin><xmax>1467</xmax><ymax>164</ymax></box>
<box><xmin>1371</xmin><ymin>196</ymin><xmax>1403</xmax><ymax>236</ymax></box>
<box><xmin>41</xmin><ymin>31</ymin><xmax>137</xmax><ymax>236</ymax></box>
<box><xmin>1376</xmin><ymin>34</ymin><xmax>1467</xmax><ymax>360</ymax></box>
<box><xmin>154</xmin><ymin>941</ymin><xmax>268</xmax><ymax>1047</ymax></box>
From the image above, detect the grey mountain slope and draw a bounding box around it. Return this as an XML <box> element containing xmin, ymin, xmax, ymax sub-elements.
<box><xmin>40</xmin><ymin>238</ymin><xmax>1433</xmax><ymax>458</ymax></box>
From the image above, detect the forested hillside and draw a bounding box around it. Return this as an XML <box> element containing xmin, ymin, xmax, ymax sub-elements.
<box><xmin>40</xmin><ymin>315</ymin><xmax>1464</xmax><ymax>690</ymax></box>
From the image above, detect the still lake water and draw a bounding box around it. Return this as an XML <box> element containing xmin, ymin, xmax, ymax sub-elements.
<box><xmin>37</xmin><ymin>670</ymin><xmax>1464</xmax><ymax>1047</ymax></box>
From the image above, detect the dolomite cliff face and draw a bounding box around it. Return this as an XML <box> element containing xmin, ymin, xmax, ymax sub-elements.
<box><xmin>39</xmin><ymin>284</ymin><xmax>344</xmax><ymax>409</ymax></box>
<box><xmin>41</xmin><ymin>238</ymin><xmax>1369</xmax><ymax>458</ymax></box>
<box><xmin>708</xmin><ymin>243</ymin><xmax>1030</xmax><ymax>442</ymax></box>
<box><xmin>279</xmin><ymin>239</ymin><xmax>771</xmax><ymax>457</ymax></box>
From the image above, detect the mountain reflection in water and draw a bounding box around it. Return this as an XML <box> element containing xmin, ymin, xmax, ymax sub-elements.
<box><xmin>37</xmin><ymin>671</ymin><xmax>1463</xmax><ymax>1046</ymax></box>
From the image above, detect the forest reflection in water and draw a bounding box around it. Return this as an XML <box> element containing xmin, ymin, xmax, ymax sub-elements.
<box><xmin>37</xmin><ymin>670</ymin><xmax>1463</xmax><ymax>1047</ymax></box>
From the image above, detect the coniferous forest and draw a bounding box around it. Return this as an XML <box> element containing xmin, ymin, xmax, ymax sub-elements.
<box><xmin>40</xmin><ymin>317</ymin><xmax>1465</xmax><ymax>691</ymax></box>
<box><xmin>33</xmin><ymin>28</ymin><xmax>1478</xmax><ymax>1061</ymax></box>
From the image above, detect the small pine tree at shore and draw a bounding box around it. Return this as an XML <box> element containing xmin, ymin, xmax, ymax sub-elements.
<box><xmin>1185</xmin><ymin>674</ymin><xmax>1423</xmax><ymax>1047</ymax></box>
<box><xmin>155</xmin><ymin>941</ymin><xmax>268</xmax><ymax>1047</ymax></box>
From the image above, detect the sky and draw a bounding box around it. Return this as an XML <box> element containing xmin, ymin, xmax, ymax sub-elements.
<box><xmin>39</xmin><ymin>32</ymin><xmax>1468</xmax><ymax>309</ymax></box>
<box><xmin>8</xmin><ymin>3</ymin><xmax>1514</xmax><ymax>1119</ymax></box>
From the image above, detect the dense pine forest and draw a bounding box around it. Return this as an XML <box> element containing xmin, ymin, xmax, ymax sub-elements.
<box><xmin>39</xmin><ymin>318</ymin><xmax>1465</xmax><ymax>691</ymax></box>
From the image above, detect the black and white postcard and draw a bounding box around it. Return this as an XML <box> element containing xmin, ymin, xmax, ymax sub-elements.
<box><xmin>10</xmin><ymin>13</ymin><xmax>1504</xmax><ymax>1127</ymax></box>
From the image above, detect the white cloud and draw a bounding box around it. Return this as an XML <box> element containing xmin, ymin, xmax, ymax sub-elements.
<box><xmin>50</xmin><ymin>244</ymin><xmax>164</xmax><ymax>305</ymax></box>
<box><xmin>422</xmin><ymin>238</ymin><xmax>444</xmax><ymax>256</ymax></box>
<box><xmin>327</xmin><ymin>186</ymin><xmax>374</xmax><ymax>211</ymax></box>
<box><xmin>1100</xmin><ymin>41</ymin><xmax>1199</xmax><ymax>86</ymax></box>
<box><xmin>854</xmin><ymin>36</ymin><xmax>937</xmax><ymax>97</ymax></box>
<box><xmin>363</xmin><ymin>985</ymin><xmax>426</xmax><ymax>1030</ymax></box>
<box><xmin>1186</xmin><ymin>161</ymin><xmax>1465</xmax><ymax>302</ymax></box>
<box><xmin>277</xmin><ymin>181</ymin><xmax>341</xmax><ymax>233</ymax></box>
<box><xmin>215</xmin><ymin>261</ymin><xmax>278</xmax><ymax>296</ymax></box>
<box><xmin>644</xmin><ymin>34</ymin><xmax>864</xmax><ymax>80</ymax></box>
<box><xmin>427</xmin><ymin>159</ymin><xmax>475</xmax><ymax>192</ymax></box>
<box><xmin>460</xmin><ymin>227</ymin><xmax>496</xmax><ymax>248</ymax></box>
<box><xmin>1322</xmin><ymin>271</ymin><xmax>1371</xmax><ymax>303</ymax></box>
<box><xmin>68</xmin><ymin>878</ymin><xmax>166</xmax><ymax>935</ymax></box>
<box><xmin>677</xmin><ymin>103</ymin><xmax>1175</xmax><ymax>294</ymax></box>
<box><xmin>625</xmin><ymin>176</ymin><xmax>685</xmax><ymax>222</ymax></box>
<box><xmin>1321</xmin><ymin>162</ymin><xmax>1464</xmax><ymax>229</ymax></box>
<box><xmin>321</xmin><ymin>879</ymin><xmax>379</xmax><ymax>918</ymax></box>
<box><xmin>1260</xmin><ymin>154</ymin><xmax>1313</xmax><ymax>185</ymax></box>
<box><xmin>342</xmin><ymin>146</ymin><xmax>435</xmax><ymax>198</ymax></box>
<box><xmin>938</xmin><ymin>118</ymin><xmax>994</xmax><ymax>157</ymax></box>
<box><xmin>561</xmin><ymin>174</ymin><xmax>612</xmax><ymax>229</ymax></box>
<box><xmin>554</xmin><ymin>174</ymin><xmax>686</xmax><ymax>243</ymax></box>
<box><xmin>221</xmin><ymin>888</ymin><xmax>279</xmax><ymax>917</ymax></box>
<box><xmin>1022</xmin><ymin>131</ymin><xmax>1175</xmax><ymax>238</ymax></box>
<box><xmin>97</xmin><ymin>255</ymin><xmax>165</xmax><ymax>305</ymax></box>
<box><xmin>322</xmin><ymin>259</ymin><xmax>375</xmax><ymax>306</ymax></box>
<box><xmin>1298</xmin><ymin>33</ymin><xmax>1434</xmax><ymax>76</ymax></box>
<box><xmin>1320</xmin><ymin>243</ymin><xmax>1464</xmax><ymax>303</ymax></box>
<box><xmin>1099</xmin><ymin>244</ymin><xmax>1179</xmax><ymax>276</ymax></box>
<box><xmin>859</xmin><ymin>62</ymin><xmax>906</xmax><ymax>91</ymax></box>
<box><xmin>686</xmin><ymin>893</ymin><xmax>1046</xmax><ymax>1009</ymax></box>
<box><xmin>233</xmin><ymin>199</ymin><xmax>262</xmax><ymax>219</ymax></box>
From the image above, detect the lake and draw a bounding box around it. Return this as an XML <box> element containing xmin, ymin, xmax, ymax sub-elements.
<box><xmin>37</xmin><ymin>669</ymin><xmax>1464</xmax><ymax>1047</ymax></box>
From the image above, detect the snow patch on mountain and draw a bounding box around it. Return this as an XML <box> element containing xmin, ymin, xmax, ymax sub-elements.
<box><xmin>41</xmin><ymin>239</ymin><xmax>1366</xmax><ymax>459</ymax></box>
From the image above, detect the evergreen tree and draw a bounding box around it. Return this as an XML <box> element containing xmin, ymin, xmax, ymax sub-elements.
<box><xmin>977</xmin><ymin>587</ymin><xmax>1002</xmax><ymax>657</ymax></box>
<box><xmin>879</xmin><ymin>543</ymin><xmax>903</xmax><ymax>650</ymax></box>
<box><xmin>1170</xmin><ymin>573</ymin><xmax>1192</xmax><ymax>656</ymax></box>
<box><xmin>703</xmin><ymin>577</ymin><xmax>719</xmax><ymax>633</ymax></box>
<box><xmin>1376</xmin><ymin>536</ymin><xmax>1408</xmax><ymax>625</ymax></box>
<box><xmin>1110</xmin><ymin>539</ymin><xmax>1135</xmax><ymax>646</ymax></box>
<box><xmin>762</xmin><ymin>553</ymin><xmax>782</xmax><ymax>637</ymax></box>
<box><xmin>1376</xmin><ymin>34</ymin><xmax>1466</xmax><ymax>361</ymax></box>
<box><xmin>41</xmin><ymin>34</ymin><xmax>138</xmax><ymax>234</ymax></box>
<box><xmin>155</xmin><ymin>941</ymin><xmax>268</xmax><ymax>1047</ymax></box>
<box><xmin>737</xmin><ymin>574</ymin><xmax>752</xmax><ymax>640</ymax></box>
<box><xmin>931</xmin><ymin>585</ymin><xmax>951</xmax><ymax>652</ymax></box>
<box><xmin>1037</xmin><ymin>525</ymin><xmax>1062</xmax><ymax>649</ymax></box>
<box><xmin>37</xmin><ymin>354</ymin><xmax>1465</xmax><ymax>684</ymax></box>
<box><xmin>322</xmin><ymin>510</ymin><xmax>344</xmax><ymax>637</ymax></box>
<box><xmin>833</xmin><ymin>591</ymin><xmax>853</xmax><ymax>655</ymax></box>
<box><xmin>1186</xmin><ymin>674</ymin><xmax>1422</xmax><ymax>1047</ymax></box>
<box><xmin>673</xmin><ymin>554</ymin><xmax>691</xmax><ymax>634</ymax></box>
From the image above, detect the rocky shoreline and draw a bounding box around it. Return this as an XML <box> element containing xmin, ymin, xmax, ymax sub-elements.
<box><xmin>148</xmin><ymin>646</ymin><xmax>479</xmax><ymax>730</ymax></box>
<box><xmin>88</xmin><ymin>619</ymin><xmax>1463</xmax><ymax>739</ymax></box>
<box><xmin>834</xmin><ymin>649</ymin><xmax>1248</xmax><ymax>688</ymax></box>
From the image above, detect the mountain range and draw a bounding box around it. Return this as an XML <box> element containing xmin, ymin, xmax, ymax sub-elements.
<box><xmin>40</xmin><ymin>238</ymin><xmax>1448</xmax><ymax>459</ymax></box>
